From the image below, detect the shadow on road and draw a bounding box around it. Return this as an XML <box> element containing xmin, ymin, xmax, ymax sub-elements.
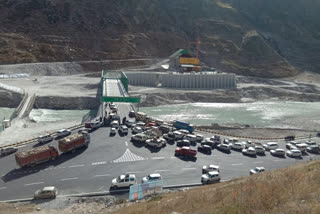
<box><xmin>145</xmin><ymin>145</ymin><xmax>162</xmax><ymax>153</ymax></box>
<box><xmin>1</xmin><ymin>147</ymin><xmax>87</xmax><ymax>183</ymax></box>
<box><xmin>175</xmin><ymin>155</ymin><xmax>197</xmax><ymax>162</ymax></box>
<box><xmin>130</xmin><ymin>140</ymin><xmax>145</xmax><ymax>148</ymax></box>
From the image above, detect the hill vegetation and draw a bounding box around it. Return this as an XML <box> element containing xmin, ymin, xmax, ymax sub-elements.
<box><xmin>0</xmin><ymin>0</ymin><xmax>319</xmax><ymax>77</ymax></box>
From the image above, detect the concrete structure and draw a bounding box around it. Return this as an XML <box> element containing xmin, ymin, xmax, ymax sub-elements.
<box><xmin>125</xmin><ymin>72</ymin><xmax>159</xmax><ymax>87</ymax></box>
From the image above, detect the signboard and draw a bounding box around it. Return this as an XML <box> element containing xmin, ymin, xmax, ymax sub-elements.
<box><xmin>129</xmin><ymin>180</ymin><xmax>163</xmax><ymax>201</ymax></box>
<box><xmin>179</xmin><ymin>57</ymin><xmax>200</xmax><ymax>65</ymax></box>
<box><xmin>101</xmin><ymin>96</ymin><xmax>140</xmax><ymax>103</ymax></box>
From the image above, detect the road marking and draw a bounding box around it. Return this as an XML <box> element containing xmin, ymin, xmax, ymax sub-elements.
<box><xmin>92</xmin><ymin>161</ymin><xmax>107</xmax><ymax>166</ymax></box>
<box><xmin>126</xmin><ymin>171</ymin><xmax>142</xmax><ymax>174</ymax></box>
<box><xmin>24</xmin><ymin>182</ymin><xmax>44</xmax><ymax>186</ymax></box>
<box><xmin>232</xmin><ymin>163</ymin><xmax>243</xmax><ymax>166</ymax></box>
<box><xmin>60</xmin><ymin>177</ymin><xmax>78</xmax><ymax>181</ymax></box>
<box><xmin>182</xmin><ymin>168</ymin><xmax>197</xmax><ymax>171</ymax></box>
<box><xmin>273</xmin><ymin>159</ymin><xmax>284</xmax><ymax>162</ymax></box>
<box><xmin>151</xmin><ymin>157</ymin><xmax>165</xmax><ymax>160</ymax></box>
<box><xmin>170</xmin><ymin>157</ymin><xmax>177</xmax><ymax>159</ymax></box>
<box><xmin>155</xmin><ymin>170</ymin><xmax>170</xmax><ymax>172</ymax></box>
<box><xmin>69</xmin><ymin>164</ymin><xmax>85</xmax><ymax>168</ymax></box>
<box><xmin>94</xmin><ymin>174</ymin><xmax>110</xmax><ymax>177</ymax></box>
<box><xmin>254</xmin><ymin>161</ymin><xmax>263</xmax><ymax>164</ymax></box>
<box><xmin>0</xmin><ymin>187</ymin><xmax>7</xmax><ymax>190</ymax></box>
<box><xmin>125</xmin><ymin>141</ymin><xmax>128</xmax><ymax>147</ymax></box>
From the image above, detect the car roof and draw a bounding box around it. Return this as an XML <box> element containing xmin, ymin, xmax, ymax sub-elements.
<box><xmin>209</xmin><ymin>165</ymin><xmax>219</xmax><ymax>168</ymax></box>
<box><xmin>181</xmin><ymin>146</ymin><xmax>191</xmax><ymax>149</ymax></box>
<box><xmin>42</xmin><ymin>186</ymin><xmax>56</xmax><ymax>191</ymax></box>
<box><xmin>267</xmin><ymin>142</ymin><xmax>278</xmax><ymax>145</ymax></box>
<box><xmin>275</xmin><ymin>148</ymin><xmax>284</xmax><ymax>151</ymax></box>
<box><xmin>149</xmin><ymin>173</ymin><xmax>161</xmax><ymax>178</ymax></box>
<box><xmin>208</xmin><ymin>171</ymin><xmax>220</xmax><ymax>175</ymax></box>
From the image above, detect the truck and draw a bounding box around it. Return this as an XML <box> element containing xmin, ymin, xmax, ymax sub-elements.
<box><xmin>135</xmin><ymin>112</ymin><xmax>147</xmax><ymax>122</ymax></box>
<box><xmin>15</xmin><ymin>145</ymin><xmax>59</xmax><ymax>168</ymax></box>
<box><xmin>58</xmin><ymin>132</ymin><xmax>90</xmax><ymax>153</ymax></box>
<box><xmin>173</xmin><ymin>121</ymin><xmax>194</xmax><ymax>133</ymax></box>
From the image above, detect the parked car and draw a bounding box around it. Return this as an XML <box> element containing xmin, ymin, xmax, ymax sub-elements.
<box><xmin>163</xmin><ymin>132</ymin><xmax>175</xmax><ymax>142</ymax></box>
<box><xmin>180</xmin><ymin>129</ymin><xmax>190</xmax><ymax>136</ymax></box>
<box><xmin>201</xmin><ymin>139</ymin><xmax>215</xmax><ymax>148</ymax></box>
<box><xmin>142</xmin><ymin>173</ymin><xmax>162</xmax><ymax>183</ymax></box>
<box><xmin>270</xmin><ymin>148</ymin><xmax>285</xmax><ymax>157</ymax></box>
<box><xmin>296</xmin><ymin>143</ymin><xmax>308</xmax><ymax>153</ymax></box>
<box><xmin>250</xmin><ymin>167</ymin><xmax>265</xmax><ymax>175</ymax></box>
<box><xmin>131</xmin><ymin>133</ymin><xmax>148</xmax><ymax>143</ymax></box>
<box><xmin>110</xmin><ymin>127</ymin><xmax>116</xmax><ymax>136</ymax></box>
<box><xmin>177</xmin><ymin>139</ymin><xmax>191</xmax><ymax>147</ymax></box>
<box><xmin>145</xmin><ymin>138</ymin><xmax>166</xmax><ymax>148</ymax></box>
<box><xmin>263</xmin><ymin>142</ymin><xmax>279</xmax><ymax>151</ymax></box>
<box><xmin>111</xmin><ymin>174</ymin><xmax>137</xmax><ymax>189</ymax></box>
<box><xmin>124</xmin><ymin>120</ymin><xmax>134</xmax><ymax>127</ymax></box>
<box><xmin>57</xmin><ymin>129</ymin><xmax>71</xmax><ymax>138</ymax></box>
<box><xmin>0</xmin><ymin>147</ymin><xmax>18</xmax><ymax>156</ymax></box>
<box><xmin>242</xmin><ymin>147</ymin><xmax>256</xmax><ymax>156</ymax></box>
<box><xmin>232</xmin><ymin>142</ymin><xmax>243</xmax><ymax>151</ymax></box>
<box><xmin>286</xmin><ymin>149</ymin><xmax>302</xmax><ymax>158</ymax></box>
<box><xmin>38</xmin><ymin>134</ymin><xmax>53</xmax><ymax>144</ymax></box>
<box><xmin>34</xmin><ymin>186</ymin><xmax>58</xmax><ymax>199</ymax></box>
<box><xmin>217</xmin><ymin>144</ymin><xmax>231</xmax><ymax>152</ymax></box>
<box><xmin>254</xmin><ymin>146</ymin><xmax>265</xmax><ymax>155</ymax></box>
<box><xmin>196</xmin><ymin>134</ymin><xmax>204</xmax><ymax>142</ymax></box>
<box><xmin>175</xmin><ymin>146</ymin><xmax>197</xmax><ymax>158</ymax></box>
<box><xmin>111</xmin><ymin>120</ymin><xmax>119</xmax><ymax>129</ymax></box>
<box><xmin>184</xmin><ymin>134</ymin><xmax>197</xmax><ymax>144</ymax></box>
<box><xmin>305</xmin><ymin>141</ymin><xmax>317</xmax><ymax>146</ymax></box>
<box><xmin>201</xmin><ymin>171</ymin><xmax>221</xmax><ymax>184</ymax></box>
<box><xmin>307</xmin><ymin>145</ymin><xmax>320</xmax><ymax>154</ymax></box>
<box><xmin>119</xmin><ymin>125</ymin><xmax>129</xmax><ymax>134</ymax></box>
<box><xmin>197</xmin><ymin>145</ymin><xmax>212</xmax><ymax>154</ymax></box>
<box><xmin>284</xmin><ymin>135</ymin><xmax>295</xmax><ymax>141</ymax></box>
<box><xmin>136</xmin><ymin>121</ymin><xmax>146</xmax><ymax>127</ymax></box>
<box><xmin>202</xmin><ymin>165</ymin><xmax>220</xmax><ymax>174</ymax></box>
<box><xmin>286</xmin><ymin>141</ymin><xmax>298</xmax><ymax>150</ymax></box>
<box><xmin>173</xmin><ymin>131</ymin><xmax>184</xmax><ymax>140</ymax></box>
<box><xmin>132</xmin><ymin>126</ymin><xmax>143</xmax><ymax>134</ymax></box>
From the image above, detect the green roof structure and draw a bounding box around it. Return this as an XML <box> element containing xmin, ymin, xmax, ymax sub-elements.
<box><xmin>169</xmin><ymin>49</ymin><xmax>190</xmax><ymax>58</ymax></box>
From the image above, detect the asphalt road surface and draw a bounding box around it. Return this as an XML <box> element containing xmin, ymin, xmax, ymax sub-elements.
<box><xmin>0</xmin><ymin>103</ymin><xmax>319</xmax><ymax>201</ymax></box>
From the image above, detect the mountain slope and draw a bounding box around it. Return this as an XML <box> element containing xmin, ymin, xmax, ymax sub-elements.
<box><xmin>0</xmin><ymin>0</ymin><xmax>319</xmax><ymax>77</ymax></box>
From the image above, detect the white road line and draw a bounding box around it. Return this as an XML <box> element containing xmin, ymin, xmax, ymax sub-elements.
<box><xmin>126</xmin><ymin>171</ymin><xmax>142</xmax><ymax>174</ymax></box>
<box><xmin>151</xmin><ymin>157</ymin><xmax>165</xmax><ymax>160</ymax></box>
<box><xmin>170</xmin><ymin>157</ymin><xmax>177</xmax><ymax>159</ymax></box>
<box><xmin>125</xmin><ymin>141</ymin><xmax>128</xmax><ymax>147</ymax></box>
<box><xmin>92</xmin><ymin>161</ymin><xmax>107</xmax><ymax>166</ymax></box>
<box><xmin>254</xmin><ymin>161</ymin><xmax>263</xmax><ymax>164</ymax></box>
<box><xmin>60</xmin><ymin>177</ymin><xmax>78</xmax><ymax>181</ymax></box>
<box><xmin>182</xmin><ymin>168</ymin><xmax>197</xmax><ymax>171</ymax></box>
<box><xmin>94</xmin><ymin>174</ymin><xmax>110</xmax><ymax>177</ymax></box>
<box><xmin>273</xmin><ymin>159</ymin><xmax>284</xmax><ymax>162</ymax></box>
<box><xmin>232</xmin><ymin>163</ymin><xmax>243</xmax><ymax>166</ymax></box>
<box><xmin>69</xmin><ymin>164</ymin><xmax>85</xmax><ymax>168</ymax></box>
<box><xmin>155</xmin><ymin>170</ymin><xmax>170</xmax><ymax>172</ymax></box>
<box><xmin>24</xmin><ymin>182</ymin><xmax>44</xmax><ymax>186</ymax></box>
<box><xmin>0</xmin><ymin>187</ymin><xmax>7</xmax><ymax>190</ymax></box>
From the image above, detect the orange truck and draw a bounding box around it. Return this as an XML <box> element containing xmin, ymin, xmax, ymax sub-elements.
<box><xmin>15</xmin><ymin>145</ymin><xmax>58</xmax><ymax>168</ymax></box>
<box><xmin>58</xmin><ymin>132</ymin><xmax>90</xmax><ymax>153</ymax></box>
<box><xmin>15</xmin><ymin>132</ymin><xmax>90</xmax><ymax>168</ymax></box>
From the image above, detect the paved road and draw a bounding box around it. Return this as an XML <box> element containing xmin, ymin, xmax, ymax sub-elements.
<box><xmin>0</xmin><ymin>103</ymin><xmax>319</xmax><ymax>201</ymax></box>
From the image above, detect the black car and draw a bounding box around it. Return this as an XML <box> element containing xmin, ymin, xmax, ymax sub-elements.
<box><xmin>201</xmin><ymin>141</ymin><xmax>215</xmax><ymax>149</ymax></box>
<box><xmin>197</xmin><ymin>145</ymin><xmax>212</xmax><ymax>154</ymax></box>
<box><xmin>284</xmin><ymin>135</ymin><xmax>295</xmax><ymax>141</ymax></box>
<box><xmin>129</xmin><ymin>111</ymin><xmax>136</xmax><ymax>118</ymax></box>
<box><xmin>307</xmin><ymin>145</ymin><xmax>320</xmax><ymax>154</ymax></box>
<box><xmin>176</xmin><ymin>140</ymin><xmax>191</xmax><ymax>147</ymax></box>
<box><xmin>317</xmin><ymin>132</ymin><xmax>320</xmax><ymax>137</ymax></box>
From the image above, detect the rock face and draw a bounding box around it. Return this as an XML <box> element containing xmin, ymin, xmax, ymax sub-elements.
<box><xmin>35</xmin><ymin>96</ymin><xmax>100</xmax><ymax>110</ymax></box>
<box><xmin>0</xmin><ymin>0</ymin><xmax>319</xmax><ymax>77</ymax></box>
<box><xmin>0</xmin><ymin>88</ymin><xmax>23</xmax><ymax>108</ymax></box>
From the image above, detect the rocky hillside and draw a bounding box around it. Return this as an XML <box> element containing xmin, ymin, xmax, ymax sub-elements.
<box><xmin>0</xmin><ymin>0</ymin><xmax>319</xmax><ymax>77</ymax></box>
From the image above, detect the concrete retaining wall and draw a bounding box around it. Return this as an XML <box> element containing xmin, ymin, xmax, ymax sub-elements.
<box><xmin>161</xmin><ymin>73</ymin><xmax>236</xmax><ymax>89</ymax></box>
<box><xmin>125</xmin><ymin>72</ymin><xmax>158</xmax><ymax>87</ymax></box>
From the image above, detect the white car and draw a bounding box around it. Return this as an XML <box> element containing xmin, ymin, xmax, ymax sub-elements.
<box><xmin>131</xmin><ymin>133</ymin><xmax>148</xmax><ymax>143</ymax></box>
<box><xmin>202</xmin><ymin>165</ymin><xmax>220</xmax><ymax>174</ymax></box>
<box><xmin>145</xmin><ymin>138</ymin><xmax>166</xmax><ymax>148</ymax></box>
<box><xmin>296</xmin><ymin>143</ymin><xmax>308</xmax><ymax>153</ymax></box>
<box><xmin>232</xmin><ymin>142</ymin><xmax>243</xmax><ymax>150</ymax></box>
<box><xmin>270</xmin><ymin>148</ymin><xmax>285</xmax><ymax>157</ymax></box>
<box><xmin>173</xmin><ymin>131</ymin><xmax>183</xmax><ymax>140</ymax></box>
<box><xmin>111</xmin><ymin>120</ymin><xmax>119</xmax><ymax>129</ymax></box>
<box><xmin>184</xmin><ymin>134</ymin><xmax>197</xmax><ymax>144</ymax></box>
<box><xmin>201</xmin><ymin>171</ymin><xmax>221</xmax><ymax>184</ymax></box>
<box><xmin>196</xmin><ymin>134</ymin><xmax>204</xmax><ymax>142</ymax></box>
<box><xmin>254</xmin><ymin>146</ymin><xmax>265</xmax><ymax>155</ymax></box>
<box><xmin>57</xmin><ymin>129</ymin><xmax>71</xmax><ymax>138</ymax></box>
<box><xmin>250</xmin><ymin>167</ymin><xmax>265</xmax><ymax>175</ymax></box>
<box><xmin>38</xmin><ymin>134</ymin><xmax>53</xmax><ymax>144</ymax></box>
<box><xmin>119</xmin><ymin>125</ymin><xmax>128</xmax><ymax>134</ymax></box>
<box><xmin>263</xmin><ymin>142</ymin><xmax>279</xmax><ymax>151</ymax></box>
<box><xmin>242</xmin><ymin>147</ymin><xmax>256</xmax><ymax>156</ymax></box>
<box><xmin>217</xmin><ymin>143</ymin><xmax>231</xmax><ymax>152</ymax></box>
<box><xmin>286</xmin><ymin>141</ymin><xmax>298</xmax><ymax>149</ymax></box>
<box><xmin>111</xmin><ymin>174</ymin><xmax>137</xmax><ymax>189</ymax></box>
<box><xmin>0</xmin><ymin>147</ymin><xmax>18</xmax><ymax>156</ymax></box>
<box><xmin>132</xmin><ymin>126</ymin><xmax>143</xmax><ymax>134</ymax></box>
<box><xmin>34</xmin><ymin>186</ymin><xmax>58</xmax><ymax>199</ymax></box>
<box><xmin>180</xmin><ymin>130</ymin><xmax>190</xmax><ymax>135</ymax></box>
<box><xmin>305</xmin><ymin>141</ymin><xmax>317</xmax><ymax>146</ymax></box>
<box><xmin>142</xmin><ymin>173</ymin><xmax>162</xmax><ymax>183</ymax></box>
<box><xmin>286</xmin><ymin>149</ymin><xmax>302</xmax><ymax>158</ymax></box>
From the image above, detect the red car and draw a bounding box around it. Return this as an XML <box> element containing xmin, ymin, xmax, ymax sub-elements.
<box><xmin>175</xmin><ymin>146</ymin><xmax>197</xmax><ymax>157</ymax></box>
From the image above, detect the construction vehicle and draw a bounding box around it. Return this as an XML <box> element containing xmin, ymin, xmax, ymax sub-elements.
<box><xmin>58</xmin><ymin>132</ymin><xmax>90</xmax><ymax>153</ymax></box>
<box><xmin>173</xmin><ymin>121</ymin><xmax>194</xmax><ymax>133</ymax></box>
<box><xmin>15</xmin><ymin>145</ymin><xmax>59</xmax><ymax>168</ymax></box>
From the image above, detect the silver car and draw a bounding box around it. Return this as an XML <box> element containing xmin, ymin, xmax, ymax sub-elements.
<box><xmin>34</xmin><ymin>186</ymin><xmax>58</xmax><ymax>199</ymax></box>
<box><xmin>0</xmin><ymin>147</ymin><xmax>18</xmax><ymax>156</ymax></box>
